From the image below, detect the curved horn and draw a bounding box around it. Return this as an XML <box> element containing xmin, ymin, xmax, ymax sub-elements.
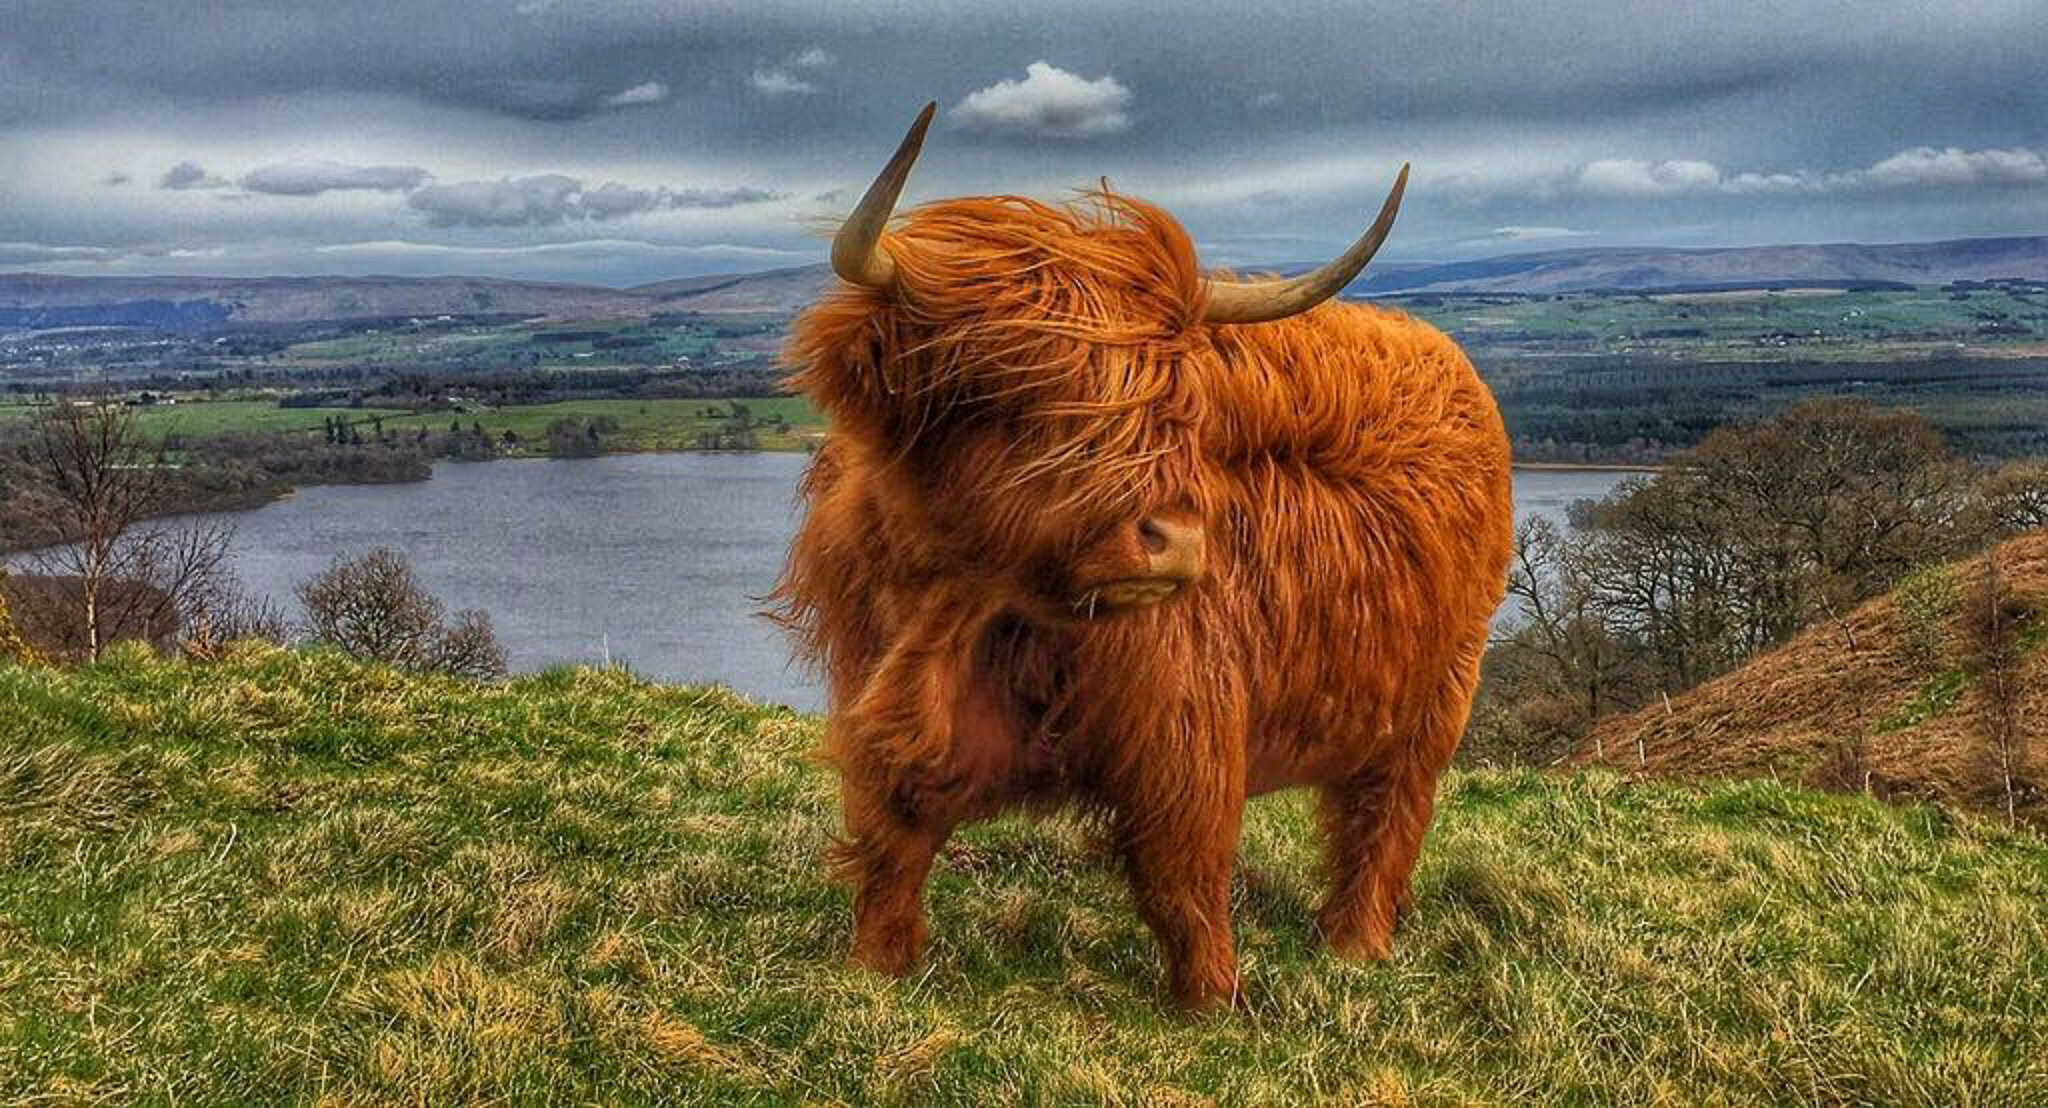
<box><xmin>831</xmin><ymin>102</ymin><xmax>937</xmax><ymax>288</ymax></box>
<box><xmin>1200</xmin><ymin>163</ymin><xmax>1409</xmax><ymax>325</ymax></box>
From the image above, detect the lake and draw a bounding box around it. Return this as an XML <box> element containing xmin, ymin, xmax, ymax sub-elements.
<box><xmin>174</xmin><ymin>454</ymin><xmax>1638</xmax><ymax>712</ymax></box>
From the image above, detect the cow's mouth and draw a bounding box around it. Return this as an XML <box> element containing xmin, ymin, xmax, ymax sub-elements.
<box><xmin>1077</xmin><ymin>576</ymin><xmax>1184</xmax><ymax>613</ymax></box>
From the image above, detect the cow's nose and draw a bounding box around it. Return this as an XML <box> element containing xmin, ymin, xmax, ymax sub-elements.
<box><xmin>1137</xmin><ymin>515</ymin><xmax>1205</xmax><ymax>583</ymax></box>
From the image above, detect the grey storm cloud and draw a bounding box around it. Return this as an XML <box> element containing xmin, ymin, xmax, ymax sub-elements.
<box><xmin>241</xmin><ymin>160</ymin><xmax>433</xmax><ymax>196</ymax></box>
<box><xmin>3</xmin><ymin>1</ymin><xmax>2045</xmax><ymax>284</ymax></box>
<box><xmin>407</xmin><ymin>175</ymin><xmax>586</xmax><ymax>226</ymax></box>
<box><xmin>407</xmin><ymin>176</ymin><xmax>786</xmax><ymax>227</ymax></box>
<box><xmin>158</xmin><ymin>161</ymin><xmax>230</xmax><ymax>190</ymax></box>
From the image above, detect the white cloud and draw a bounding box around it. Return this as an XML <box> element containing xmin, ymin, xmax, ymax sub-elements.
<box><xmin>750</xmin><ymin>69</ymin><xmax>816</xmax><ymax>96</ymax></box>
<box><xmin>603</xmin><ymin>80</ymin><xmax>670</xmax><ymax>108</ymax></box>
<box><xmin>159</xmin><ymin>161</ymin><xmax>230</xmax><ymax>190</ymax></box>
<box><xmin>313</xmin><ymin>238</ymin><xmax>809</xmax><ymax>262</ymax></box>
<box><xmin>1576</xmin><ymin>158</ymin><xmax>1723</xmax><ymax>197</ymax></box>
<box><xmin>750</xmin><ymin>46</ymin><xmax>832</xmax><ymax>97</ymax></box>
<box><xmin>952</xmin><ymin>62</ymin><xmax>1132</xmax><ymax>138</ymax></box>
<box><xmin>1536</xmin><ymin>146</ymin><xmax>2048</xmax><ymax>201</ymax></box>
<box><xmin>240</xmin><ymin>160</ymin><xmax>431</xmax><ymax>196</ymax></box>
<box><xmin>0</xmin><ymin>242</ymin><xmax>120</xmax><ymax>264</ymax></box>
<box><xmin>1862</xmin><ymin>146</ymin><xmax>2048</xmax><ymax>189</ymax></box>
<box><xmin>1489</xmin><ymin>225</ymin><xmax>1593</xmax><ymax>241</ymax></box>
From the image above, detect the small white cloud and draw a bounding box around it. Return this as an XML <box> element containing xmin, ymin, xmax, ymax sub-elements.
<box><xmin>1723</xmin><ymin>171</ymin><xmax>1819</xmax><ymax>194</ymax></box>
<box><xmin>1862</xmin><ymin>146</ymin><xmax>2047</xmax><ymax>189</ymax></box>
<box><xmin>1252</xmin><ymin>91</ymin><xmax>1283</xmax><ymax>108</ymax></box>
<box><xmin>953</xmin><ymin>62</ymin><xmax>1132</xmax><ymax>139</ymax></box>
<box><xmin>1576</xmin><ymin>158</ymin><xmax>1722</xmax><ymax>197</ymax></box>
<box><xmin>750</xmin><ymin>46</ymin><xmax>832</xmax><ymax>96</ymax></box>
<box><xmin>241</xmin><ymin>160</ymin><xmax>431</xmax><ymax>196</ymax></box>
<box><xmin>1489</xmin><ymin>226</ymin><xmax>1593</xmax><ymax>241</ymax></box>
<box><xmin>0</xmin><ymin>242</ymin><xmax>120</xmax><ymax>264</ymax></box>
<box><xmin>159</xmin><ymin>161</ymin><xmax>230</xmax><ymax>190</ymax></box>
<box><xmin>603</xmin><ymin>80</ymin><xmax>670</xmax><ymax>108</ymax></box>
<box><xmin>750</xmin><ymin>68</ymin><xmax>816</xmax><ymax>96</ymax></box>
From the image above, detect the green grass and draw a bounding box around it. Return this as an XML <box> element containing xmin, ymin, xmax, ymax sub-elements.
<box><xmin>278</xmin><ymin>319</ymin><xmax>742</xmax><ymax>370</ymax></box>
<box><xmin>4</xmin><ymin>647</ymin><xmax>2046</xmax><ymax>1103</ymax></box>
<box><xmin>1403</xmin><ymin>286</ymin><xmax>2048</xmax><ymax>362</ymax></box>
<box><xmin>129</xmin><ymin>400</ymin><xmax>412</xmax><ymax>438</ymax></box>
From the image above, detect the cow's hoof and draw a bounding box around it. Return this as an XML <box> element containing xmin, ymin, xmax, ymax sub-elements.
<box><xmin>1317</xmin><ymin>912</ymin><xmax>1395</xmax><ymax>963</ymax></box>
<box><xmin>1168</xmin><ymin>969</ymin><xmax>1242</xmax><ymax>1016</ymax></box>
<box><xmin>851</xmin><ymin>918</ymin><xmax>926</xmax><ymax>977</ymax></box>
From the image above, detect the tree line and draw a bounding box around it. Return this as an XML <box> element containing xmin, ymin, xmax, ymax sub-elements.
<box><xmin>1470</xmin><ymin>398</ymin><xmax>2048</xmax><ymax>766</ymax></box>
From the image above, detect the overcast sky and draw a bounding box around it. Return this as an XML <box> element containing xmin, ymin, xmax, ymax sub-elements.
<box><xmin>2</xmin><ymin>0</ymin><xmax>2044</xmax><ymax>286</ymax></box>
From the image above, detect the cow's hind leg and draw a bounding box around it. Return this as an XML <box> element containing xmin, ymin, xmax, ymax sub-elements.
<box><xmin>1316</xmin><ymin>636</ymin><xmax>1484</xmax><ymax>960</ymax></box>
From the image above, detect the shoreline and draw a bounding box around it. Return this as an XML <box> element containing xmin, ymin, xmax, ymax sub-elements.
<box><xmin>3</xmin><ymin>446</ymin><xmax>1659</xmax><ymax>556</ymax></box>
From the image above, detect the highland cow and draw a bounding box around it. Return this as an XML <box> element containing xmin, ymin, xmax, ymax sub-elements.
<box><xmin>774</xmin><ymin>104</ymin><xmax>1514</xmax><ymax>1009</ymax></box>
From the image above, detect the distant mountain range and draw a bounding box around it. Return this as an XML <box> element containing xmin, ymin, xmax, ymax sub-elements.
<box><xmin>4</xmin><ymin>234</ymin><xmax>2044</xmax><ymax>327</ymax></box>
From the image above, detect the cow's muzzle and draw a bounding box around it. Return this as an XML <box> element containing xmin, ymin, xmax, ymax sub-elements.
<box><xmin>1078</xmin><ymin>515</ymin><xmax>1206</xmax><ymax>612</ymax></box>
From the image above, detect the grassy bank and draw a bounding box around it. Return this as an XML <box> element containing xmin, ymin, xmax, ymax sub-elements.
<box><xmin>4</xmin><ymin>646</ymin><xmax>2047</xmax><ymax>1103</ymax></box>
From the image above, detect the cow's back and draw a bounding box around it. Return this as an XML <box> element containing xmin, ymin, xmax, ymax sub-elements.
<box><xmin>1196</xmin><ymin>301</ymin><xmax>1513</xmax><ymax>774</ymax></box>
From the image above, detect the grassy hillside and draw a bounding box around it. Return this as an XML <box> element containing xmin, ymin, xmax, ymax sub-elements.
<box><xmin>4</xmin><ymin>647</ymin><xmax>2047</xmax><ymax>1104</ymax></box>
<box><xmin>1584</xmin><ymin>532</ymin><xmax>2047</xmax><ymax>826</ymax></box>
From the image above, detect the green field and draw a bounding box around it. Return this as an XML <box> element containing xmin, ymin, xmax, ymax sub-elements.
<box><xmin>1402</xmin><ymin>285</ymin><xmax>2048</xmax><ymax>362</ymax></box>
<box><xmin>0</xmin><ymin>396</ymin><xmax>826</xmax><ymax>454</ymax></box>
<box><xmin>375</xmin><ymin>396</ymin><xmax>823</xmax><ymax>453</ymax></box>
<box><xmin>132</xmin><ymin>399</ymin><xmax>412</xmax><ymax>438</ymax></box>
<box><xmin>4</xmin><ymin>645</ymin><xmax>2045</xmax><ymax>1103</ymax></box>
<box><xmin>278</xmin><ymin>318</ymin><xmax>772</xmax><ymax>372</ymax></box>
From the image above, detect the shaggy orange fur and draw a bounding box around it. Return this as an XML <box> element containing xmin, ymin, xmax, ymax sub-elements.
<box><xmin>773</xmin><ymin>189</ymin><xmax>1513</xmax><ymax>1009</ymax></box>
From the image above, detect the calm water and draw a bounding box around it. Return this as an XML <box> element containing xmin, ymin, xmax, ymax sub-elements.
<box><xmin>173</xmin><ymin>455</ymin><xmax>1636</xmax><ymax>711</ymax></box>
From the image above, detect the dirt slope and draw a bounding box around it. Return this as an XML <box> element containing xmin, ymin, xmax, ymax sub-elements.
<box><xmin>1579</xmin><ymin>532</ymin><xmax>2047</xmax><ymax>824</ymax></box>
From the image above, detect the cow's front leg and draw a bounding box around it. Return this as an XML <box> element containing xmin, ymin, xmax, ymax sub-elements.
<box><xmin>836</xmin><ymin>779</ymin><xmax>951</xmax><ymax>976</ymax></box>
<box><xmin>1107</xmin><ymin>739</ymin><xmax>1247</xmax><ymax>1011</ymax></box>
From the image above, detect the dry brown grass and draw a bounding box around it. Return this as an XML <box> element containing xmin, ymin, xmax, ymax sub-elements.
<box><xmin>1582</xmin><ymin>532</ymin><xmax>2048</xmax><ymax>824</ymax></box>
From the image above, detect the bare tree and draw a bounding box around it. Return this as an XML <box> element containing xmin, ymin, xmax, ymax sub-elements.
<box><xmin>26</xmin><ymin>401</ymin><xmax>238</xmax><ymax>659</ymax></box>
<box><xmin>429</xmin><ymin>609</ymin><xmax>509</xmax><ymax>680</ymax></box>
<box><xmin>297</xmin><ymin>548</ymin><xmax>507</xmax><ymax>679</ymax></box>
<box><xmin>1980</xmin><ymin>462</ymin><xmax>2048</xmax><ymax>536</ymax></box>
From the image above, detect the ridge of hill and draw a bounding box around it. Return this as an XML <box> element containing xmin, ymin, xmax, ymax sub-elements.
<box><xmin>3</xmin><ymin>645</ymin><xmax>2046</xmax><ymax>1101</ymax></box>
<box><xmin>1581</xmin><ymin>531</ymin><xmax>2048</xmax><ymax>824</ymax></box>
<box><xmin>1351</xmin><ymin>234</ymin><xmax>2048</xmax><ymax>294</ymax></box>
<box><xmin>4</xmin><ymin>234</ymin><xmax>2045</xmax><ymax>325</ymax></box>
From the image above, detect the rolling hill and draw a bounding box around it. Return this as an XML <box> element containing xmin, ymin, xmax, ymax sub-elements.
<box><xmin>1579</xmin><ymin>531</ymin><xmax>2047</xmax><ymax>825</ymax></box>
<box><xmin>4</xmin><ymin>234</ymin><xmax>2044</xmax><ymax>326</ymax></box>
